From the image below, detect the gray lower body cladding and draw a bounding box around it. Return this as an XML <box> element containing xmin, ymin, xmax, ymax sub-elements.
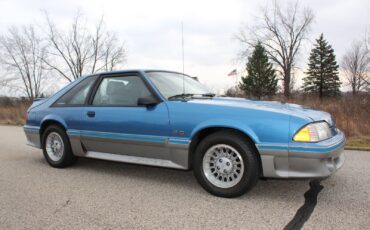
<box><xmin>68</xmin><ymin>130</ymin><xmax>190</xmax><ymax>169</ymax></box>
<box><xmin>258</xmin><ymin>141</ymin><xmax>345</xmax><ymax>178</ymax></box>
<box><xmin>24</xmin><ymin>126</ymin><xmax>345</xmax><ymax>178</ymax></box>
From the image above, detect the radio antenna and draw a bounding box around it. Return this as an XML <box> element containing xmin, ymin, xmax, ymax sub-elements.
<box><xmin>181</xmin><ymin>21</ymin><xmax>185</xmax><ymax>94</ymax></box>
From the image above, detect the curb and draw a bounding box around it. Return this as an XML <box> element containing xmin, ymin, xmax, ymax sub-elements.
<box><xmin>344</xmin><ymin>147</ymin><xmax>370</xmax><ymax>151</ymax></box>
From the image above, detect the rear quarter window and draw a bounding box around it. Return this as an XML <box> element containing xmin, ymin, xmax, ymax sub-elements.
<box><xmin>54</xmin><ymin>76</ymin><xmax>97</xmax><ymax>106</ymax></box>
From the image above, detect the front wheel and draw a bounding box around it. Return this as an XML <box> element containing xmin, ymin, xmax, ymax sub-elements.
<box><xmin>193</xmin><ymin>131</ymin><xmax>259</xmax><ymax>198</ymax></box>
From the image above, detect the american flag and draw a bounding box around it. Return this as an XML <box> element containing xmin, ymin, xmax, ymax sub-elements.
<box><xmin>227</xmin><ymin>69</ymin><xmax>237</xmax><ymax>76</ymax></box>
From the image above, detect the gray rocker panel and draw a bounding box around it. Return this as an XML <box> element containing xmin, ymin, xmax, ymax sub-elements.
<box><xmin>67</xmin><ymin>129</ymin><xmax>190</xmax><ymax>169</ymax></box>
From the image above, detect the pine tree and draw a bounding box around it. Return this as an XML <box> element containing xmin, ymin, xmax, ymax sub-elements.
<box><xmin>303</xmin><ymin>34</ymin><xmax>341</xmax><ymax>97</ymax></box>
<box><xmin>239</xmin><ymin>42</ymin><xmax>278</xmax><ymax>99</ymax></box>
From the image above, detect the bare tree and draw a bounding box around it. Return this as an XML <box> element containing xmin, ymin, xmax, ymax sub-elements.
<box><xmin>100</xmin><ymin>32</ymin><xmax>126</xmax><ymax>72</ymax></box>
<box><xmin>0</xmin><ymin>25</ymin><xmax>48</xmax><ymax>100</ymax></box>
<box><xmin>43</xmin><ymin>13</ymin><xmax>126</xmax><ymax>82</ymax></box>
<box><xmin>341</xmin><ymin>41</ymin><xmax>370</xmax><ymax>95</ymax></box>
<box><xmin>237</xmin><ymin>1</ymin><xmax>314</xmax><ymax>97</ymax></box>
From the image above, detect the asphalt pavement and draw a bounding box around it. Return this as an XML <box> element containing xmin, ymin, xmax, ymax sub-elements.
<box><xmin>0</xmin><ymin>125</ymin><xmax>369</xmax><ymax>229</ymax></box>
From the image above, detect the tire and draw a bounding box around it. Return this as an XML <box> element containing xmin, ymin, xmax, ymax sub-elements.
<box><xmin>193</xmin><ymin>131</ymin><xmax>259</xmax><ymax>198</ymax></box>
<box><xmin>42</xmin><ymin>125</ymin><xmax>77</xmax><ymax>168</ymax></box>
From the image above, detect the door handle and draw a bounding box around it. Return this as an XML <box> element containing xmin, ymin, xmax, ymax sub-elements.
<box><xmin>86</xmin><ymin>111</ymin><xmax>95</xmax><ymax>117</ymax></box>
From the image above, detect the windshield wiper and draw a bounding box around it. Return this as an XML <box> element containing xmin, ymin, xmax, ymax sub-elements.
<box><xmin>168</xmin><ymin>93</ymin><xmax>215</xmax><ymax>100</ymax></box>
<box><xmin>201</xmin><ymin>93</ymin><xmax>216</xmax><ymax>97</ymax></box>
<box><xmin>168</xmin><ymin>93</ymin><xmax>194</xmax><ymax>100</ymax></box>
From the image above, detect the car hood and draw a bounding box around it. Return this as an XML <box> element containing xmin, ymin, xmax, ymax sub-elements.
<box><xmin>188</xmin><ymin>97</ymin><xmax>334</xmax><ymax>126</ymax></box>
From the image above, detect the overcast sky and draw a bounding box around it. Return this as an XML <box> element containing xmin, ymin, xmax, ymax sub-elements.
<box><xmin>0</xmin><ymin>0</ymin><xmax>369</xmax><ymax>94</ymax></box>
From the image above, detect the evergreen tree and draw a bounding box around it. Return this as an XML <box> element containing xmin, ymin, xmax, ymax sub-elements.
<box><xmin>239</xmin><ymin>42</ymin><xmax>278</xmax><ymax>99</ymax></box>
<box><xmin>303</xmin><ymin>34</ymin><xmax>341</xmax><ymax>97</ymax></box>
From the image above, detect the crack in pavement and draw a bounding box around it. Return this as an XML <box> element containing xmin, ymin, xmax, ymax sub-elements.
<box><xmin>284</xmin><ymin>179</ymin><xmax>324</xmax><ymax>230</ymax></box>
<box><xmin>53</xmin><ymin>199</ymin><xmax>71</xmax><ymax>215</ymax></box>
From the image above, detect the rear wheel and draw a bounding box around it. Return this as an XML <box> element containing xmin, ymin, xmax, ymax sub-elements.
<box><xmin>42</xmin><ymin>125</ymin><xmax>77</xmax><ymax>168</ymax></box>
<box><xmin>193</xmin><ymin>131</ymin><xmax>259</xmax><ymax>198</ymax></box>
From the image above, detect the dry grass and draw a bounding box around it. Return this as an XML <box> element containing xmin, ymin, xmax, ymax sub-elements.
<box><xmin>276</xmin><ymin>96</ymin><xmax>370</xmax><ymax>137</ymax></box>
<box><xmin>274</xmin><ymin>95</ymin><xmax>370</xmax><ymax>147</ymax></box>
<box><xmin>346</xmin><ymin>136</ymin><xmax>370</xmax><ymax>148</ymax></box>
<box><xmin>0</xmin><ymin>102</ymin><xmax>29</xmax><ymax>126</ymax></box>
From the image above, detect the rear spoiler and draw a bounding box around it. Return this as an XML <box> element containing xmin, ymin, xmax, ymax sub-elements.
<box><xmin>28</xmin><ymin>97</ymin><xmax>48</xmax><ymax>112</ymax></box>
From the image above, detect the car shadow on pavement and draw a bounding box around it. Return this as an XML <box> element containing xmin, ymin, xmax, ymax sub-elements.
<box><xmin>32</xmin><ymin>155</ymin><xmax>310</xmax><ymax>201</ymax></box>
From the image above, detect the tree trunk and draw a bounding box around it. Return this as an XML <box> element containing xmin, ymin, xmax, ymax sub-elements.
<box><xmin>283</xmin><ymin>68</ymin><xmax>291</xmax><ymax>98</ymax></box>
<box><xmin>319</xmin><ymin>74</ymin><xmax>323</xmax><ymax>99</ymax></box>
<box><xmin>352</xmin><ymin>82</ymin><xmax>356</xmax><ymax>96</ymax></box>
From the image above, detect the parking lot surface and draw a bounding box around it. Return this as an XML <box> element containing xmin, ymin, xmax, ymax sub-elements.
<box><xmin>0</xmin><ymin>125</ymin><xmax>369</xmax><ymax>229</ymax></box>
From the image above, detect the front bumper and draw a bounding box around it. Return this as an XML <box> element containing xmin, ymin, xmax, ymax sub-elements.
<box><xmin>24</xmin><ymin>125</ymin><xmax>41</xmax><ymax>148</ymax></box>
<box><xmin>258</xmin><ymin>130</ymin><xmax>346</xmax><ymax>178</ymax></box>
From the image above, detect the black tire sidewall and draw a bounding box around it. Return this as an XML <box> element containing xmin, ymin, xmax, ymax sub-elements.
<box><xmin>42</xmin><ymin>125</ymin><xmax>74</xmax><ymax>167</ymax></box>
<box><xmin>193</xmin><ymin>131</ymin><xmax>259</xmax><ymax>197</ymax></box>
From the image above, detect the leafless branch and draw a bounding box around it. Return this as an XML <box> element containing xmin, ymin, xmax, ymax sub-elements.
<box><xmin>236</xmin><ymin>1</ymin><xmax>314</xmax><ymax>97</ymax></box>
<box><xmin>0</xmin><ymin>25</ymin><xmax>48</xmax><ymax>99</ymax></box>
<box><xmin>43</xmin><ymin>11</ymin><xmax>126</xmax><ymax>82</ymax></box>
<box><xmin>341</xmin><ymin>40</ymin><xmax>370</xmax><ymax>95</ymax></box>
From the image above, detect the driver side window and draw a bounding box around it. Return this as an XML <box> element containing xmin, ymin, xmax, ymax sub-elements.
<box><xmin>92</xmin><ymin>75</ymin><xmax>152</xmax><ymax>106</ymax></box>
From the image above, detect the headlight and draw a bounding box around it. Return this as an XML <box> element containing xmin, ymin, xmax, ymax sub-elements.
<box><xmin>293</xmin><ymin>122</ymin><xmax>332</xmax><ymax>142</ymax></box>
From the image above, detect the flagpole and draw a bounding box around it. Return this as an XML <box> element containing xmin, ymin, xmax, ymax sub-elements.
<box><xmin>181</xmin><ymin>21</ymin><xmax>185</xmax><ymax>94</ymax></box>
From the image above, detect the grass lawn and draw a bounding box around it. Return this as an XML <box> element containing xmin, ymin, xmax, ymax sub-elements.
<box><xmin>346</xmin><ymin>136</ymin><xmax>370</xmax><ymax>149</ymax></box>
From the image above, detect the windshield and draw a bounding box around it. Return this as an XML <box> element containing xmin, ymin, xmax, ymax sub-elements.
<box><xmin>146</xmin><ymin>71</ymin><xmax>211</xmax><ymax>99</ymax></box>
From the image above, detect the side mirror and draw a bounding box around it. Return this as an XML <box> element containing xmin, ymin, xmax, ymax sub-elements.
<box><xmin>137</xmin><ymin>96</ymin><xmax>159</xmax><ymax>107</ymax></box>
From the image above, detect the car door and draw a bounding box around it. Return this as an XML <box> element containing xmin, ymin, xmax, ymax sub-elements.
<box><xmin>79</xmin><ymin>73</ymin><xmax>171</xmax><ymax>160</ymax></box>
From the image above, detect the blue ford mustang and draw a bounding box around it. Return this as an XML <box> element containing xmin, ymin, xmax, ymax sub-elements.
<box><xmin>24</xmin><ymin>70</ymin><xmax>345</xmax><ymax>197</ymax></box>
